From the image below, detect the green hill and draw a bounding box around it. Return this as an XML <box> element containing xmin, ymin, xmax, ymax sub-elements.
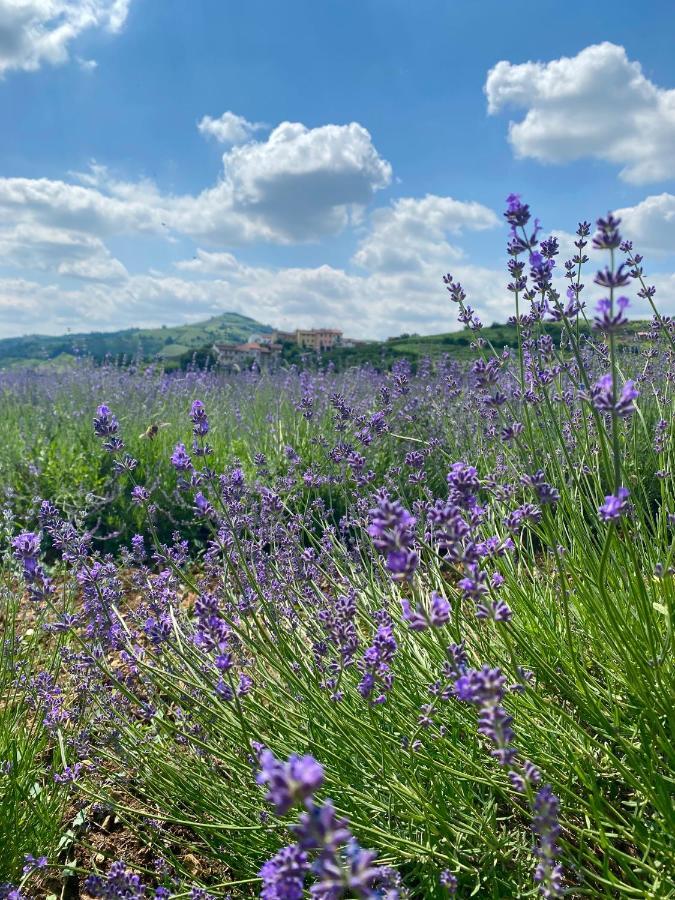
<box><xmin>0</xmin><ymin>312</ymin><xmax>272</xmax><ymax>369</ymax></box>
<box><xmin>0</xmin><ymin>314</ymin><xmax>652</xmax><ymax>372</ymax></box>
<box><xmin>294</xmin><ymin>320</ymin><xmax>651</xmax><ymax>370</ymax></box>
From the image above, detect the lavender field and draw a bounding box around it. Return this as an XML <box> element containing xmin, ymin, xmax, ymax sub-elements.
<box><xmin>1</xmin><ymin>200</ymin><xmax>674</xmax><ymax>898</ymax></box>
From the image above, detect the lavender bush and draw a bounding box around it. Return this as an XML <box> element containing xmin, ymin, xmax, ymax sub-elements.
<box><xmin>1</xmin><ymin>197</ymin><xmax>674</xmax><ymax>898</ymax></box>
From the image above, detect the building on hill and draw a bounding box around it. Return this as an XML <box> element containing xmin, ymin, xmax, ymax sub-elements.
<box><xmin>270</xmin><ymin>328</ymin><xmax>343</xmax><ymax>351</ymax></box>
<box><xmin>295</xmin><ymin>328</ymin><xmax>343</xmax><ymax>351</ymax></box>
<box><xmin>270</xmin><ymin>329</ymin><xmax>298</xmax><ymax>344</ymax></box>
<box><xmin>213</xmin><ymin>341</ymin><xmax>281</xmax><ymax>371</ymax></box>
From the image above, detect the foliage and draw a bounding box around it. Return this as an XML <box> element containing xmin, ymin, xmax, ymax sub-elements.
<box><xmin>1</xmin><ymin>199</ymin><xmax>674</xmax><ymax>899</ymax></box>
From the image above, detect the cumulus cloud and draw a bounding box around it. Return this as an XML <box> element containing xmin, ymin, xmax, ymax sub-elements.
<box><xmin>353</xmin><ymin>194</ymin><xmax>499</xmax><ymax>273</ymax></box>
<box><xmin>0</xmin><ymin>120</ymin><xmax>392</xmax><ymax>246</ymax></box>
<box><xmin>616</xmin><ymin>194</ymin><xmax>675</xmax><ymax>254</ymax></box>
<box><xmin>0</xmin><ymin>250</ymin><xmax>512</xmax><ymax>340</ymax></box>
<box><xmin>0</xmin><ymin>222</ymin><xmax>127</xmax><ymax>281</ymax></box>
<box><xmin>0</xmin><ymin>0</ymin><xmax>131</xmax><ymax>75</ymax></box>
<box><xmin>197</xmin><ymin>111</ymin><xmax>265</xmax><ymax>145</ymax></box>
<box><xmin>0</xmin><ymin>175</ymin><xmax>165</xmax><ymax>235</ymax></box>
<box><xmin>0</xmin><ymin>179</ymin><xmax>512</xmax><ymax>339</ymax></box>
<box><xmin>212</xmin><ymin>121</ymin><xmax>393</xmax><ymax>241</ymax></box>
<box><xmin>485</xmin><ymin>42</ymin><xmax>675</xmax><ymax>184</ymax></box>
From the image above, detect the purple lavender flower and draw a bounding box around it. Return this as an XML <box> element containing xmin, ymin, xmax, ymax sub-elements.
<box><xmin>189</xmin><ymin>399</ymin><xmax>210</xmax><ymax>436</ymax></box>
<box><xmin>440</xmin><ymin>870</ymin><xmax>457</xmax><ymax>894</ymax></box>
<box><xmin>454</xmin><ymin>666</ymin><xmax>506</xmax><ymax>705</ymax></box>
<box><xmin>170</xmin><ymin>442</ymin><xmax>193</xmax><ymax>472</ymax></box>
<box><xmin>530</xmin><ymin>252</ymin><xmax>555</xmax><ymax>293</ymax></box>
<box><xmin>504</xmin><ymin>503</ymin><xmax>542</xmax><ymax>532</ymax></box>
<box><xmin>401</xmin><ymin>592</ymin><xmax>450</xmax><ymax>631</ymax></box>
<box><xmin>258</xmin><ymin>751</ymin><xmax>402</xmax><ymax>899</ymax></box>
<box><xmin>587</xmin><ymin>374</ymin><xmax>638</xmax><ymax>418</ymax></box>
<box><xmin>454</xmin><ymin>667</ymin><xmax>516</xmax><ymax>766</ymax></box>
<box><xmin>368</xmin><ymin>491</ymin><xmax>418</xmax><ymax>582</ymax></box>
<box><xmin>476</xmin><ymin>596</ymin><xmax>512</xmax><ymax>622</ymax></box>
<box><xmin>592</xmin><ymin>212</ymin><xmax>622</xmax><ymax>250</ymax></box>
<box><xmin>131</xmin><ymin>485</ymin><xmax>149</xmax><ymax>505</ymax></box>
<box><xmin>504</xmin><ymin>193</ymin><xmax>530</xmax><ymax>228</ymax></box>
<box><xmin>521</xmin><ymin>471</ymin><xmax>560</xmax><ymax>506</ymax></box>
<box><xmin>85</xmin><ymin>861</ymin><xmax>147</xmax><ymax>899</ymax></box>
<box><xmin>447</xmin><ymin>462</ymin><xmax>479</xmax><ymax>508</ymax></box>
<box><xmin>293</xmin><ymin>799</ymin><xmax>351</xmax><ymax>853</ymax></box>
<box><xmin>532</xmin><ymin>786</ymin><xmax>564</xmax><ymax>898</ymax></box>
<box><xmin>22</xmin><ymin>855</ymin><xmax>47</xmax><ymax>875</ymax></box>
<box><xmin>259</xmin><ymin>844</ymin><xmax>309</xmax><ymax>900</ymax></box>
<box><xmin>0</xmin><ymin>885</ymin><xmax>22</xmax><ymax>900</ymax></box>
<box><xmin>11</xmin><ymin>531</ymin><xmax>40</xmax><ymax>573</ymax></box>
<box><xmin>358</xmin><ymin>621</ymin><xmax>398</xmax><ymax>703</ymax></box>
<box><xmin>12</xmin><ymin>531</ymin><xmax>53</xmax><ymax>602</ymax></box>
<box><xmin>593</xmin><ymin>296</ymin><xmax>629</xmax><ymax>332</ymax></box>
<box><xmin>599</xmin><ymin>487</ymin><xmax>630</xmax><ymax>522</ymax></box>
<box><xmin>312</xmin><ymin>839</ymin><xmax>383</xmax><ymax>899</ymax></box>
<box><xmin>594</xmin><ymin>264</ymin><xmax>631</xmax><ymax>289</ymax></box>
<box><xmin>53</xmin><ymin>763</ymin><xmax>82</xmax><ymax>783</ymax></box>
<box><xmin>93</xmin><ymin>404</ymin><xmax>119</xmax><ymax>438</ymax></box>
<box><xmin>510</xmin><ymin>759</ymin><xmax>542</xmax><ymax>793</ymax></box>
<box><xmin>257</xmin><ymin>750</ymin><xmax>325</xmax><ymax>815</ymax></box>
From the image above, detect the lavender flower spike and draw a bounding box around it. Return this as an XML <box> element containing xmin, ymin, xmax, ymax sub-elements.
<box><xmin>257</xmin><ymin>750</ymin><xmax>324</xmax><ymax>815</ymax></box>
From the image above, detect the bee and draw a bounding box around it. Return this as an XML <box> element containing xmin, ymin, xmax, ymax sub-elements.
<box><xmin>139</xmin><ymin>422</ymin><xmax>170</xmax><ymax>440</ymax></box>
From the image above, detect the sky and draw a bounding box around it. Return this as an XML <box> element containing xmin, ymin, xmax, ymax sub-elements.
<box><xmin>0</xmin><ymin>0</ymin><xmax>674</xmax><ymax>340</ymax></box>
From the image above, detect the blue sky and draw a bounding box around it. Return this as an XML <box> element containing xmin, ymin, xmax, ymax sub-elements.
<box><xmin>0</xmin><ymin>0</ymin><xmax>674</xmax><ymax>338</ymax></box>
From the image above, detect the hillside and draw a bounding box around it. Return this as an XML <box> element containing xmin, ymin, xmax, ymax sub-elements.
<box><xmin>0</xmin><ymin>312</ymin><xmax>272</xmax><ymax>369</ymax></box>
<box><xmin>306</xmin><ymin>320</ymin><xmax>651</xmax><ymax>370</ymax></box>
<box><xmin>0</xmin><ymin>315</ymin><xmax>652</xmax><ymax>372</ymax></box>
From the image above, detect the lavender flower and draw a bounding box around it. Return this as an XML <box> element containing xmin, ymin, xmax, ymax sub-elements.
<box><xmin>532</xmin><ymin>786</ymin><xmax>564</xmax><ymax>898</ymax></box>
<box><xmin>592</xmin><ymin>212</ymin><xmax>622</xmax><ymax>250</ymax></box>
<box><xmin>504</xmin><ymin>193</ymin><xmax>530</xmax><ymax>228</ymax></box>
<box><xmin>588</xmin><ymin>374</ymin><xmax>638</xmax><ymax>418</ymax></box>
<box><xmin>12</xmin><ymin>531</ymin><xmax>53</xmax><ymax>601</ymax></box>
<box><xmin>259</xmin><ymin>845</ymin><xmax>309</xmax><ymax>900</ymax></box>
<box><xmin>358</xmin><ymin>621</ymin><xmax>398</xmax><ymax>703</ymax></box>
<box><xmin>401</xmin><ymin>592</ymin><xmax>450</xmax><ymax>631</ymax></box>
<box><xmin>454</xmin><ymin>667</ymin><xmax>516</xmax><ymax>766</ymax></box>
<box><xmin>190</xmin><ymin>399</ymin><xmax>210</xmax><ymax>436</ymax></box>
<box><xmin>257</xmin><ymin>750</ymin><xmax>325</xmax><ymax>815</ymax></box>
<box><xmin>22</xmin><ymin>855</ymin><xmax>47</xmax><ymax>875</ymax></box>
<box><xmin>368</xmin><ymin>491</ymin><xmax>418</xmax><ymax>582</ymax></box>
<box><xmin>593</xmin><ymin>296</ymin><xmax>629</xmax><ymax>332</ymax></box>
<box><xmin>439</xmin><ymin>870</ymin><xmax>457</xmax><ymax>894</ymax></box>
<box><xmin>0</xmin><ymin>885</ymin><xmax>22</xmax><ymax>900</ymax></box>
<box><xmin>93</xmin><ymin>404</ymin><xmax>119</xmax><ymax>438</ymax></box>
<box><xmin>85</xmin><ymin>861</ymin><xmax>147</xmax><ymax>899</ymax></box>
<box><xmin>599</xmin><ymin>487</ymin><xmax>630</xmax><ymax>522</ymax></box>
<box><xmin>258</xmin><ymin>753</ymin><xmax>400</xmax><ymax>899</ymax></box>
<box><xmin>170</xmin><ymin>442</ymin><xmax>193</xmax><ymax>472</ymax></box>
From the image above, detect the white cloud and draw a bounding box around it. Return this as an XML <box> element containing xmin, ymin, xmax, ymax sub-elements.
<box><xmin>0</xmin><ymin>0</ymin><xmax>131</xmax><ymax>75</ymax></box>
<box><xmin>615</xmin><ymin>194</ymin><xmax>675</xmax><ymax>254</ymax></box>
<box><xmin>0</xmin><ymin>222</ymin><xmax>127</xmax><ymax>281</ymax></box>
<box><xmin>0</xmin><ymin>120</ymin><xmax>392</xmax><ymax>245</ymax></box>
<box><xmin>485</xmin><ymin>42</ymin><xmax>675</xmax><ymax>184</ymax></box>
<box><xmin>174</xmin><ymin>248</ymin><xmax>240</xmax><ymax>274</ymax></box>
<box><xmin>353</xmin><ymin>194</ymin><xmax>498</xmax><ymax>274</ymax></box>
<box><xmin>197</xmin><ymin>111</ymin><xmax>265</xmax><ymax>145</ymax></box>
<box><xmin>0</xmin><ymin>174</ymin><xmax>169</xmax><ymax>237</ymax></box>
<box><xmin>0</xmin><ymin>251</ymin><xmax>512</xmax><ymax>340</ymax></box>
<box><xmin>211</xmin><ymin>121</ymin><xmax>393</xmax><ymax>241</ymax></box>
<box><xmin>76</xmin><ymin>55</ymin><xmax>97</xmax><ymax>72</ymax></box>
